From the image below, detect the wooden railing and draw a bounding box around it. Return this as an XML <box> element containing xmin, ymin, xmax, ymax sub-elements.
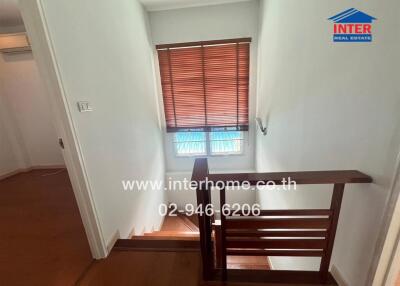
<box><xmin>191</xmin><ymin>158</ymin><xmax>372</xmax><ymax>284</ymax></box>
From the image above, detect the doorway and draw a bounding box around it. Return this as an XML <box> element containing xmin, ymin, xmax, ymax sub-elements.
<box><xmin>0</xmin><ymin>3</ymin><xmax>93</xmax><ymax>284</ymax></box>
<box><xmin>372</xmin><ymin>169</ymin><xmax>400</xmax><ymax>286</ymax></box>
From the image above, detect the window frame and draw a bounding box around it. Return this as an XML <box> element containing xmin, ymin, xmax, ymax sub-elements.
<box><xmin>173</xmin><ymin>131</ymin><xmax>207</xmax><ymax>157</ymax></box>
<box><xmin>173</xmin><ymin>130</ymin><xmax>245</xmax><ymax>157</ymax></box>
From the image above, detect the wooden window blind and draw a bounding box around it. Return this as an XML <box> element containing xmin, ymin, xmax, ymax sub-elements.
<box><xmin>157</xmin><ymin>38</ymin><xmax>250</xmax><ymax>132</ymax></box>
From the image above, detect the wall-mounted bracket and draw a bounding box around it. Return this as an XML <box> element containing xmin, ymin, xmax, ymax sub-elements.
<box><xmin>256</xmin><ymin>117</ymin><xmax>268</xmax><ymax>136</ymax></box>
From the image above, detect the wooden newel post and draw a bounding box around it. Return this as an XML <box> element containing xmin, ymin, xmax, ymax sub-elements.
<box><xmin>192</xmin><ymin>158</ymin><xmax>214</xmax><ymax>281</ymax></box>
<box><xmin>319</xmin><ymin>183</ymin><xmax>345</xmax><ymax>283</ymax></box>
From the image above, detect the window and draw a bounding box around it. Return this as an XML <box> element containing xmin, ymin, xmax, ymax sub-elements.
<box><xmin>157</xmin><ymin>38</ymin><xmax>250</xmax><ymax>157</ymax></box>
<box><xmin>209</xmin><ymin>128</ymin><xmax>243</xmax><ymax>155</ymax></box>
<box><xmin>174</xmin><ymin>130</ymin><xmax>244</xmax><ymax>157</ymax></box>
<box><xmin>174</xmin><ymin>131</ymin><xmax>206</xmax><ymax>156</ymax></box>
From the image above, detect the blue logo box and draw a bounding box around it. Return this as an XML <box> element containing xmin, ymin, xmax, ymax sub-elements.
<box><xmin>333</xmin><ymin>34</ymin><xmax>372</xmax><ymax>42</ymax></box>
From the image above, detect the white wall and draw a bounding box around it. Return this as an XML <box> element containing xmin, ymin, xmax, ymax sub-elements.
<box><xmin>0</xmin><ymin>39</ymin><xmax>64</xmax><ymax>177</ymax></box>
<box><xmin>149</xmin><ymin>1</ymin><xmax>260</xmax><ymax>208</ymax></box>
<box><xmin>36</xmin><ymin>0</ymin><xmax>166</xmax><ymax>244</ymax></box>
<box><xmin>256</xmin><ymin>0</ymin><xmax>400</xmax><ymax>285</ymax></box>
<box><xmin>0</xmin><ymin>52</ymin><xmax>64</xmax><ymax>169</ymax></box>
<box><xmin>0</xmin><ymin>93</ymin><xmax>22</xmax><ymax>175</ymax></box>
<box><xmin>149</xmin><ymin>0</ymin><xmax>259</xmax><ymax>173</ymax></box>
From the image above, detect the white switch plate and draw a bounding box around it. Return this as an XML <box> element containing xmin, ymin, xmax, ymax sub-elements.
<box><xmin>77</xmin><ymin>101</ymin><xmax>93</xmax><ymax>112</ymax></box>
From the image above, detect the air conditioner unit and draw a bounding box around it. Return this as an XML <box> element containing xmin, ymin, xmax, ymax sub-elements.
<box><xmin>0</xmin><ymin>33</ymin><xmax>31</xmax><ymax>54</ymax></box>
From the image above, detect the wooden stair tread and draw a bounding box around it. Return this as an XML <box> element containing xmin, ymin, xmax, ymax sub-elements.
<box><xmin>178</xmin><ymin>214</ymin><xmax>199</xmax><ymax>231</ymax></box>
<box><xmin>133</xmin><ymin>234</ymin><xmax>200</xmax><ymax>241</ymax></box>
<box><xmin>213</xmin><ymin>269</ymin><xmax>338</xmax><ymax>285</ymax></box>
<box><xmin>132</xmin><ymin>215</ymin><xmax>200</xmax><ymax>241</ymax></box>
<box><xmin>143</xmin><ymin>230</ymin><xmax>199</xmax><ymax>236</ymax></box>
<box><xmin>160</xmin><ymin>215</ymin><xmax>199</xmax><ymax>232</ymax></box>
<box><xmin>226</xmin><ymin>255</ymin><xmax>270</xmax><ymax>271</ymax></box>
<box><xmin>114</xmin><ymin>239</ymin><xmax>200</xmax><ymax>252</ymax></box>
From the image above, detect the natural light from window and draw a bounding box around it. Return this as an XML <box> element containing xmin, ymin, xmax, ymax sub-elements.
<box><xmin>174</xmin><ymin>130</ymin><xmax>243</xmax><ymax>156</ymax></box>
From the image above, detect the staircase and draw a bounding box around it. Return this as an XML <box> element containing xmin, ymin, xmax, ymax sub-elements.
<box><xmin>192</xmin><ymin>158</ymin><xmax>373</xmax><ymax>284</ymax></box>
<box><xmin>79</xmin><ymin>158</ymin><xmax>372</xmax><ymax>285</ymax></box>
<box><xmin>132</xmin><ymin>214</ymin><xmax>200</xmax><ymax>241</ymax></box>
<box><xmin>131</xmin><ymin>213</ymin><xmax>270</xmax><ymax>270</ymax></box>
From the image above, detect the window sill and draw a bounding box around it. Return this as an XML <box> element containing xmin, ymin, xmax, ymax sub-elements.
<box><xmin>174</xmin><ymin>152</ymin><xmax>245</xmax><ymax>159</ymax></box>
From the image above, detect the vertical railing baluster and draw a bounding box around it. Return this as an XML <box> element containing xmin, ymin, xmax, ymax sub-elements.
<box><xmin>193</xmin><ymin>158</ymin><xmax>214</xmax><ymax>281</ymax></box>
<box><xmin>214</xmin><ymin>223</ymin><xmax>222</xmax><ymax>269</ymax></box>
<box><xmin>319</xmin><ymin>183</ymin><xmax>345</xmax><ymax>283</ymax></box>
<box><xmin>191</xmin><ymin>160</ymin><xmax>371</xmax><ymax>284</ymax></box>
<box><xmin>219</xmin><ymin>186</ymin><xmax>227</xmax><ymax>281</ymax></box>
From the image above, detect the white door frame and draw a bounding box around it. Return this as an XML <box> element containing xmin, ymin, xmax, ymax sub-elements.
<box><xmin>18</xmin><ymin>0</ymin><xmax>107</xmax><ymax>258</ymax></box>
<box><xmin>369</xmin><ymin>152</ymin><xmax>400</xmax><ymax>286</ymax></box>
<box><xmin>371</xmin><ymin>191</ymin><xmax>400</xmax><ymax>286</ymax></box>
<box><xmin>385</xmin><ymin>239</ymin><xmax>400</xmax><ymax>286</ymax></box>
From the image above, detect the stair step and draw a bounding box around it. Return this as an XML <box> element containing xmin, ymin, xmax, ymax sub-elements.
<box><xmin>177</xmin><ymin>214</ymin><xmax>199</xmax><ymax>232</ymax></box>
<box><xmin>114</xmin><ymin>239</ymin><xmax>200</xmax><ymax>252</ymax></box>
<box><xmin>133</xmin><ymin>230</ymin><xmax>199</xmax><ymax>241</ymax></box>
<box><xmin>211</xmin><ymin>269</ymin><xmax>338</xmax><ymax>285</ymax></box>
<box><xmin>131</xmin><ymin>215</ymin><xmax>200</xmax><ymax>242</ymax></box>
<box><xmin>160</xmin><ymin>215</ymin><xmax>199</xmax><ymax>232</ymax></box>
<box><xmin>143</xmin><ymin>230</ymin><xmax>199</xmax><ymax>236</ymax></box>
<box><xmin>132</xmin><ymin>235</ymin><xmax>199</xmax><ymax>241</ymax></box>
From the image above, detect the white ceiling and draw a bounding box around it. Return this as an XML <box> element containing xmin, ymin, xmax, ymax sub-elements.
<box><xmin>0</xmin><ymin>0</ymin><xmax>22</xmax><ymax>27</ymax></box>
<box><xmin>0</xmin><ymin>0</ymin><xmax>252</xmax><ymax>28</ymax></box>
<box><xmin>140</xmin><ymin>0</ymin><xmax>253</xmax><ymax>11</ymax></box>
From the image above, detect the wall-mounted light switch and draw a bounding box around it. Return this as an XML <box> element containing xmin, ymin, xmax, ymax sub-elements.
<box><xmin>77</xmin><ymin>101</ymin><xmax>93</xmax><ymax>112</ymax></box>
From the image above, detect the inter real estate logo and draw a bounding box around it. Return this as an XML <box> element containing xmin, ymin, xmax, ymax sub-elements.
<box><xmin>328</xmin><ymin>8</ymin><xmax>376</xmax><ymax>42</ymax></box>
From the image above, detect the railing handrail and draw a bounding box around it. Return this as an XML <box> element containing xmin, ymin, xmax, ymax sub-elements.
<box><xmin>192</xmin><ymin>158</ymin><xmax>373</xmax><ymax>284</ymax></box>
<box><xmin>204</xmin><ymin>170</ymin><xmax>372</xmax><ymax>185</ymax></box>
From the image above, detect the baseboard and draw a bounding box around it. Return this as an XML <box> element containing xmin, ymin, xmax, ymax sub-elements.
<box><xmin>106</xmin><ymin>230</ymin><xmax>121</xmax><ymax>255</ymax></box>
<box><xmin>0</xmin><ymin>165</ymin><xmax>67</xmax><ymax>181</ymax></box>
<box><xmin>0</xmin><ymin>169</ymin><xmax>23</xmax><ymax>181</ymax></box>
<box><xmin>331</xmin><ymin>265</ymin><xmax>349</xmax><ymax>286</ymax></box>
<box><xmin>154</xmin><ymin>214</ymin><xmax>166</xmax><ymax>232</ymax></box>
<box><xmin>128</xmin><ymin>213</ymin><xmax>165</xmax><ymax>239</ymax></box>
<box><xmin>129</xmin><ymin>225</ymin><xmax>147</xmax><ymax>237</ymax></box>
<box><xmin>128</xmin><ymin>226</ymin><xmax>138</xmax><ymax>238</ymax></box>
<box><xmin>31</xmin><ymin>164</ymin><xmax>66</xmax><ymax>170</ymax></box>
